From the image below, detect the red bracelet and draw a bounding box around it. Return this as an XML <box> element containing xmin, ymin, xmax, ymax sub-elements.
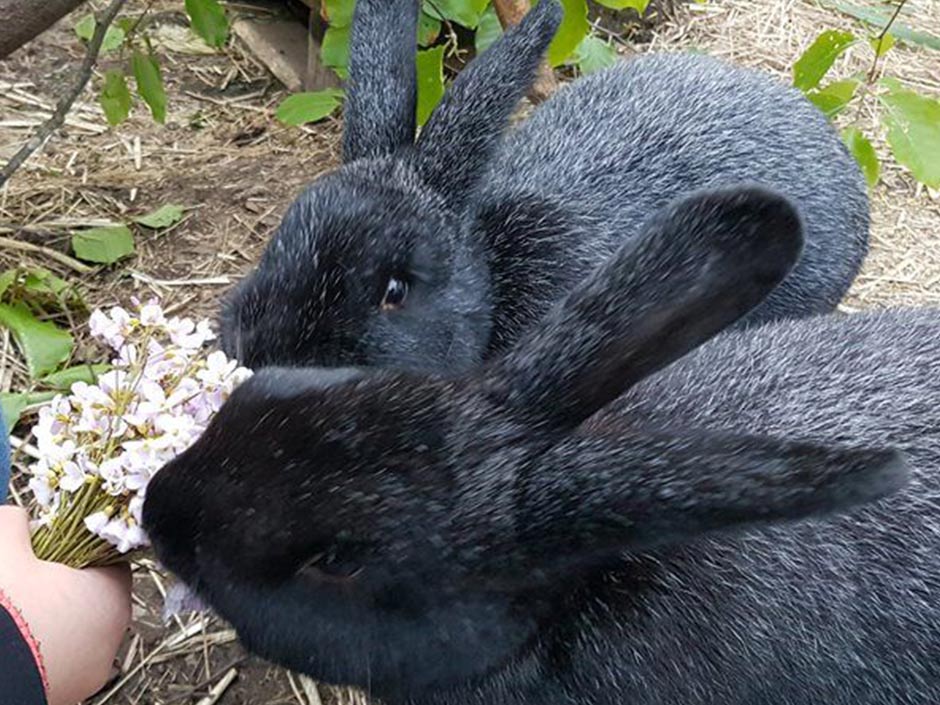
<box><xmin>0</xmin><ymin>585</ymin><xmax>50</xmax><ymax>695</ymax></box>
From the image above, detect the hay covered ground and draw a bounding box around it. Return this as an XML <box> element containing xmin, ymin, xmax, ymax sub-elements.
<box><xmin>0</xmin><ymin>0</ymin><xmax>937</xmax><ymax>702</ymax></box>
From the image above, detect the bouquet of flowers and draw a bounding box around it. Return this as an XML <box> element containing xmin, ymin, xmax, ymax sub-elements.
<box><xmin>27</xmin><ymin>299</ymin><xmax>251</xmax><ymax>569</ymax></box>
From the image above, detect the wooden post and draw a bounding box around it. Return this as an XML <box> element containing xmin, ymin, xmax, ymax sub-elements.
<box><xmin>0</xmin><ymin>0</ymin><xmax>89</xmax><ymax>59</ymax></box>
<box><xmin>305</xmin><ymin>2</ymin><xmax>341</xmax><ymax>91</ymax></box>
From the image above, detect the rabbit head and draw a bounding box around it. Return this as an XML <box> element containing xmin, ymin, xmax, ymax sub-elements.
<box><xmin>220</xmin><ymin>0</ymin><xmax>564</xmax><ymax>373</ymax></box>
<box><xmin>146</xmin><ymin>187</ymin><xmax>907</xmax><ymax>699</ymax></box>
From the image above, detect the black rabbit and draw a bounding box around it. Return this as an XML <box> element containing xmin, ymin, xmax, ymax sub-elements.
<box><xmin>144</xmin><ymin>187</ymin><xmax>936</xmax><ymax>705</ymax></box>
<box><xmin>221</xmin><ymin>0</ymin><xmax>869</xmax><ymax>372</ymax></box>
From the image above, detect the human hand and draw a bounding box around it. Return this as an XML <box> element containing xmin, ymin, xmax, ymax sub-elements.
<box><xmin>0</xmin><ymin>506</ymin><xmax>132</xmax><ymax>705</ymax></box>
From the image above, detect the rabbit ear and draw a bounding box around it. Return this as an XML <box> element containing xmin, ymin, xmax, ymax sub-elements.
<box><xmin>343</xmin><ymin>0</ymin><xmax>420</xmax><ymax>162</ymax></box>
<box><xmin>413</xmin><ymin>0</ymin><xmax>562</xmax><ymax>210</ymax></box>
<box><xmin>484</xmin><ymin>186</ymin><xmax>804</xmax><ymax>430</ymax></box>
<box><xmin>514</xmin><ymin>429</ymin><xmax>908</xmax><ymax>560</ymax></box>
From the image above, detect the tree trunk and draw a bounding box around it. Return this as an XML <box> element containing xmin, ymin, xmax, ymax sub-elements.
<box><xmin>492</xmin><ymin>0</ymin><xmax>557</xmax><ymax>103</ymax></box>
<box><xmin>0</xmin><ymin>0</ymin><xmax>88</xmax><ymax>59</ymax></box>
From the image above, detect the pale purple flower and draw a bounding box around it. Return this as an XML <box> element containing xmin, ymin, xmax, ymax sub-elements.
<box><xmin>29</xmin><ymin>299</ymin><xmax>251</xmax><ymax>556</ymax></box>
<box><xmin>28</xmin><ymin>462</ymin><xmax>57</xmax><ymax>507</ymax></box>
<box><xmin>58</xmin><ymin>460</ymin><xmax>87</xmax><ymax>493</ymax></box>
<box><xmin>84</xmin><ymin>511</ymin><xmax>110</xmax><ymax>535</ymax></box>
<box><xmin>168</xmin><ymin>316</ymin><xmax>215</xmax><ymax>349</ymax></box>
<box><xmin>138</xmin><ymin>301</ymin><xmax>166</xmax><ymax>327</ymax></box>
<box><xmin>89</xmin><ymin>307</ymin><xmax>132</xmax><ymax>349</ymax></box>
<box><xmin>162</xmin><ymin>582</ymin><xmax>209</xmax><ymax>622</ymax></box>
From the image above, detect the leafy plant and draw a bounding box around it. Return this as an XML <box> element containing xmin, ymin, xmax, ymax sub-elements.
<box><xmin>71</xmin><ymin>225</ymin><xmax>136</xmax><ymax>264</ymax></box>
<box><xmin>792</xmin><ymin>3</ymin><xmax>940</xmax><ymax>189</ymax></box>
<box><xmin>283</xmin><ymin>0</ymin><xmax>641</xmax><ymax>126</ymax></box>
<box><xmin>416</xmin><ymin>46</ymin><xmax>447</xmax><ymax>126</ymax></box>
<box><xmin>0</xmin><ymin>303</ymin><xmax>73</xmax><ymax>379</ymax></box>
<box><xmin>133</xmin><ymin>204</ymin><xmax>186</xmax><ymax>229</ymax></box>
<box><xmin>276</xmin><ymin>90</ymin><xmax>346</xmax><ymax>126</ymax></box>
<box><xmin>132</xmin><ymin>50</ymin><xmax>168</xmax><ymax>124</ymax></box>
<box><xmin>0</xmin><ymin>267</ymin><xmax>121</xmax><ymax>426</ymax></box>
<box><xmin>76</xmin><ymin>0</ymin><xmax>230</xmax><ymax>127</ymax></box>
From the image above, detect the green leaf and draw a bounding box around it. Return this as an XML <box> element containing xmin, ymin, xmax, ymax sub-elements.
<box><xmin>276</xmin><ymin>90</ymin><xmax>345</xmax><ymax>126</ymax></box>
<box><xmin>2</xmin><ymin>393</ymin><xmax>28</xmax><ymax>429</ymax></box>
<box><xmin>132</xmin><ymin>51</ymin><xmax>168</xmax><ymax>124</ymax></box>
<box><xmin>822</xmin><ymin>2</ymin><xmax>940</xmax><ymax>51</ymax></box>
<box><xmin>134</xmin><ymin>204</ymin><xmax>185</xmax><ymax>229</ymax></box>
<box><xmin>549</xmin><ymin>0</ymin><xmax>590</xmax><ymax>67</ymax></box>
<box><xmin>423</xmin><ymin>0</ymin><xmax>489</xmax><ymax>29</ymax></box>
<box><xmin>879</xmin><ymin>84</ymin><xmax>940</xmax><ymax>188</ymax></box>
<box><xmin>416</xmin><ymin>46</ymin><xmax>446</xmax><ymax>127</ymax></box>
<box><xmin>806</xmin><ymin>78</ymin><xmax>859</xmax><ymax>118</ymax></box>
<box><xmin>842</xmin><ymin>127</ymin><xmax>880</xmax><ymax>188</ymax></box>
<box><xmin>0</xmin><ymin>303</ymin><xmax>73</xmax><ymax>378</ymax></box>
<box><xmin>594</xmin><ymin>0</ymin><xmax>650</xmax><ymax>12</ymax></box>
<box><xmin>792</xmin><ymin>29</ymin><xmax>856</xmax><ymax>92</ymax></box>
<box><xmin>100</xmin><ymin>69</ymin><xmax>133</xmax><ymax>126</ymax></box>
<box><xmin>74</xmin><ymin>14</ymin><xmax>126</xmax><ymax>53</ymax></box>
<box><xmin>322</xmin><ymin>0</ymin><xmax>356</xmax><ymax>27</ymax></box>
<box><xmin>574</xmin><ymin>34</ymin><xmax>618</xmax><ymax>74</ymax></box>
<box><xmin>184</xmin><ymin>0</ymin><xmax>229</xmax><ymax>48</ymax></box>
<box><xmin>0</xmin><ymin>268</ymin><xmax>84</xmax><ymax>312</ymax></box>
<box><xmin>474</xmin><ymin>6</ymin><xmax>503</xmax><ymax>54</ymax></box>
<box><xmin>74</xmin><ymin>14</ymin><xmax>94</xmax><ymax>40</ymax></box>
<box><xmin>22</xmin><ymin>269</ymin><xmax>69</xmax><ymax>299</ymax></box>
<box><xmin>0</xmin><ymin>270</ymin><xmax>16</xmax><ymax>299</ymax></box>
<box><xmin>71</xmin><ymin>225</ymin><xmax>136</xmax><ymax>264</ymax></box>
<box><xmin>418</xmin><ymin>12</ymin><xmax>443</xmax><ymax>47</ymax></box>
<box><xmin>40</xmin><ymin>364</ymin><xmax>110</xmax><ymax>391</ymax></box>
<box><xmin>1</xmin><ymin>391</ymin><xmax>58</xmax><ymax>428</ymax></box>
<box><xmin>869</xmin><ymin>32</ymin><xmax>895</xmax><ymax>57</ymax></box>
<box><xmin>321</xmin><ymin>24</ymin><xmax>352</xmax><ymax>74</ymax></box>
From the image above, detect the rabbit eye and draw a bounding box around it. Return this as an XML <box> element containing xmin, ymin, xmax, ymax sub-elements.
<box><xmin>381</xmin><ymin>277</ymin><xmax>408</xmax><ymax>311</ymax></box>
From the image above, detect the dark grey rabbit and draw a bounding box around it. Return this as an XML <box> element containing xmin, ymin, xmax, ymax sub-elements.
<box><xmin>221</xmin><ymin>0</ymin><xmax>869</xmax><ymax>371</ymax></box>
<box><xmin>144</xmin><ymin>187</ymin><xmax>937</xmax><ymax>705</ymax></box>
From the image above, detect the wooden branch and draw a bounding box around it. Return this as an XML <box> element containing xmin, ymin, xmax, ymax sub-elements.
<box><xmin>492</xmin><ymin>0</ymin><xmax>558</xmax><ymax>103</ymax></box>
<box><xmin>0</xmin><ymin>236</ymin><xmax>94</xmax><ymax>274</ymax></box>
<box><xmin>0</xmin><ymin>0</ymin><xmax>126</xmax><ymax>190</ymax></box>
<box><xmin>0</xmin><ymin>0</ymin><xmax>90</xmax><ymax>59</ymax></box>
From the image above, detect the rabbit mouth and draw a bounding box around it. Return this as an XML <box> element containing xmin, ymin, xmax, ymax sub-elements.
<box><xmin>297</xmin><ymin>551</ymin><xmax>364</xmax><ymax>584</ymax></box>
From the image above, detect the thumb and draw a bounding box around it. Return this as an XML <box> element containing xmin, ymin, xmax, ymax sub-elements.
<box><xmin>0</xmin><ymin>506</ymin><xmax>34</xmax><ymax>559</ymax></box>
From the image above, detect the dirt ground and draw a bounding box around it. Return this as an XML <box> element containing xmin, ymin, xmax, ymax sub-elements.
<box><xmin>0</xmin><ymin>0</ymin><xmax>938</xmax><ymax>703</ymax></box>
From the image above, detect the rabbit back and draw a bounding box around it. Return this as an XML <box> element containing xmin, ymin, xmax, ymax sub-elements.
<box><xmin>478</xmin><ymin>53</ymin><xmax>868</xmax><ymax>349</ymax></box>
<box><xmin>423</xmin><ymin>309</ymin><xmax>940</xmax><ymax>705</ymax></box>
<box><xmin>553</xmin><ymin>308</ymin><xmax>940</xmax><ymax>705</ymax></box>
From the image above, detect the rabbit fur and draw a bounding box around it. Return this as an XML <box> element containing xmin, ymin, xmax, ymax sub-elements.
<box><xmin>220</xmin><ymin>0</ymin><xmax>869</xmax><ymax>371</ymax></box>
<box><xmin>144</xmin><ymin>187</ymin><xmax>936</xmax><ymax>705</ymax></box>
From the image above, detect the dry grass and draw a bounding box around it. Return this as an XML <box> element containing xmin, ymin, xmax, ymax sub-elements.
<box><xmin>0</xmin><ymin>0</ymin><xmax>938</xmax><ymax>702</ymax></box>
<box><xmin>636</xmin><ymin>0</ymin><xmax>940</xmax><ymax>309</ymax></box>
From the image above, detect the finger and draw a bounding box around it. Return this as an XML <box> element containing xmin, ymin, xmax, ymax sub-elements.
<box><xmin>0</xmin><ymin>506</ymin><xmax>34</xmax><ymax>558</ymax></box>
<box><xmin>83</xmin><ymin>564</ymin><xmax>133</xmax><ymax>630</ymax></box>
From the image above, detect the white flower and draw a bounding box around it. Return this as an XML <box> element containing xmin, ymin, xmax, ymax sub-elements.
<box><xmin>88</xmin><ymin>306</ymin><xmax>132</xmax><ymax>350</ymax></box>
<box><xmin>138</xmin><ymin>301</ymin><xmax>166</xmax><ymax>327</ymax></box>
<box><xmin>198</xmin><ymin>350</ymin><xmax>238</xmax><ymax>387</ymax></box>
<box><xmin>168</xmin><ymin>317</ymin><xmax>215</xmax><ymax>349</ymax></box>
<box><xmin>88</xmin><ymin>516</ymin><xmax>147</xmax><ymax>554</ymax></box>
<box><xmin>58</xmin><ymin>460</ymin><xmax>87</xmax><ymax>493</ymax></box>
<box><xmin>84</xmin><ymin>511</ymin><xmax>110</xmax><ymax>534</ymax></box>
<box><xmin>28</xmin><ymin>470</ymin><xmax>57</xmax><ymax>508</ymax></box>
<box><xmin>128</xmin><ymin>494</ymin><xmax>145</xmax><ymax>525</ymax></box>
<box><xmin>28</xmin><ymin>298</ymin><xmax>251</xmax><ymax>558</ymax></box>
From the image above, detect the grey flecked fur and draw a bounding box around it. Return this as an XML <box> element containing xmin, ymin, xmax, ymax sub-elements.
<box><xmin>480</xmin><ymin>53</ymin><xmax>869</xmax><ymax>353</ymax></box>
<box><xmin>220</xmin><ymin>0</ymin><xmax>869</xmax><ymax>372</ymax></box>
<box><xmin>145</xmin><ymin>189</ymin><xmax>931</xmax><ymax>705</ymax></box>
